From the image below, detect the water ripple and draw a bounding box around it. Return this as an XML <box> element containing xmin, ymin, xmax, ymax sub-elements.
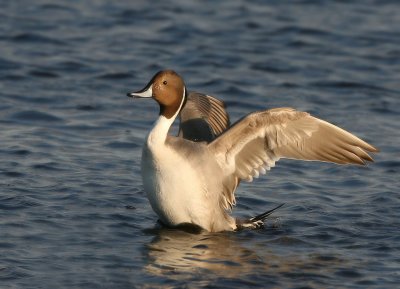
<box><xmin>10</xmin><ymin>110</ymin><xmax>63</xmax><ymax>123</ymax></box>
<box><xmin>11</xmin><ymin>32</ymin><xmax>66</xmax><ymax>45</ymax></box>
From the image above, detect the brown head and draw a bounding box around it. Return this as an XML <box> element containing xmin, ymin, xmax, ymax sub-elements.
<box><xmin>127</xmin><ymin>70</ymin><xmax>186</xmax><ymax>119</ymax></box>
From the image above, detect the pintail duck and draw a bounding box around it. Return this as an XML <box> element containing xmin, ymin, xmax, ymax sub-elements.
<box><xmin>127</xmin><ymin>70</ymin><xmax>378</xmax><ymax>232</ymax></box>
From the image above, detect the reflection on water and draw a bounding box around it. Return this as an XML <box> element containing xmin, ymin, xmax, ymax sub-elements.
<box><xmin>143</xmin><ymin>227</ymin><xmax>357</xmax><ymax>287</ymax></box>
<box><xmin>145</xmin><ymin>228</ymin><xmax>259</xmax><ymax>277</ymax></box>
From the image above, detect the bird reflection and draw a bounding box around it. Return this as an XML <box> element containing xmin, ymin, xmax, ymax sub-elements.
<box><xmin>144</xmin><ymin>225</ymin><xmax>263</xmax><ymax>278</ymax></box>
<box><xmin>143</xmin><ymin>224</ymin><xmax>349</xmax><ymax>283</ymax></box>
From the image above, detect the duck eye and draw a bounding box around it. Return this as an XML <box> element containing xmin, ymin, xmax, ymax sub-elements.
<box><xmin>163</xmin><ymin>81</ymin><xmax>167</xmax><ymax>85</ymax></box>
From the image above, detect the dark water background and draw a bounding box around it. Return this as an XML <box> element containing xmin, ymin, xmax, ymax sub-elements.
<box><xmin>1</xmin><ymin>1</ymin><xmax>399</xmax><ymax>288</ymax></box>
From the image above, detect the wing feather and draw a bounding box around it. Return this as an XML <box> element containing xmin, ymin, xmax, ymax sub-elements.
<box><xmin>209</xmin><ymin>107</ymin><xmax>378</xmax><ymax>206</ymax></box>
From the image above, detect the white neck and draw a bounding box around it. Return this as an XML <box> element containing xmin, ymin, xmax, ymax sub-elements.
<box><xmin>147</xmin><ymin>115</ymin><xmax>175</xmax><ymax>145</ymax></box>
<box><xmin>147</xmin><ymin>87</ymin><xmax>186</xmax><ymax>146</ymax></box>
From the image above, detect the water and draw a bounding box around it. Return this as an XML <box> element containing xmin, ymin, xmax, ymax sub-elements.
<box><xmin>1</xmin><ymin>0</ymin><xmax>399</xmax><ymax>288</ymax></box>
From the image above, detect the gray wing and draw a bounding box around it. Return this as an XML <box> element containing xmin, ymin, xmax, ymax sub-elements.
<box><xmin>178</xmin><ymin>91</ymin><xmax>230</xmax><ymax>143</ymax></box>
<box><xmin>209</xmin><ymin>107</ymin><xmax>378</xmax><ymax>209</ymax></box>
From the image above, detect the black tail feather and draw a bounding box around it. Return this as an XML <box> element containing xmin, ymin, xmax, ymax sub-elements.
<box><xmin>236</xmin><ymin>203</ymin><xmax>285</xmax><ymax>230</ymax></box>
<box><xmin>249</xmin><ymin>203</ymin><xmax>285</xmax><ymax>223</ymax></box>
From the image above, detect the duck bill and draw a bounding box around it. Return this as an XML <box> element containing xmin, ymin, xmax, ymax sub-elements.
<box><xmin>127</xmin><ymin>84</ymin><xmax>153</xmax><ymax>98</ymax></box>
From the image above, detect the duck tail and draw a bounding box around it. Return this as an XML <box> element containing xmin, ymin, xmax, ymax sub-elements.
<box><xmin>236</xmin><ymin>203</ymin><xmax>284</xmax><ymax>230</ymax></box>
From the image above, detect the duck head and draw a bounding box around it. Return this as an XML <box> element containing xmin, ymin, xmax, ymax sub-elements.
<box><xmin>127</xmin><ymin>70</ymin><xmax>186</xmax><ymax>119</ymax></box>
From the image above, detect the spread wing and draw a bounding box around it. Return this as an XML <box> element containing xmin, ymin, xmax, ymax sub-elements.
<box><xmin>209</xmin><ymin>107</ymin><xmax>378</xmax><ymax>209</ymax></box>
<box><xmin>178</xmin><ymin>91</ymin><xmax>230</xmax><ymax>143</ymax></box>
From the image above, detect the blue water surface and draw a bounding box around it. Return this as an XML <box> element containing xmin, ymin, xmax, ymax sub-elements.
<box><xmin>1</xmin><ymin>1</ymin><xmax>399</xmax><ymax>288</ymax></box>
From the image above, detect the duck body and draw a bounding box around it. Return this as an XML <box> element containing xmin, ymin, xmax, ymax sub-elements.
<box><xmin>141</xmin><ymin>115</ymin><xmax>235</xmax><ymax>232</ymax></box>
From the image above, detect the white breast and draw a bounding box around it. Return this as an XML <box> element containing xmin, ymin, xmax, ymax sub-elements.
<box><xmin>141</xmin><ymin>142</ymin><xmax>210</xmax><ymax>228</ymax></box>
